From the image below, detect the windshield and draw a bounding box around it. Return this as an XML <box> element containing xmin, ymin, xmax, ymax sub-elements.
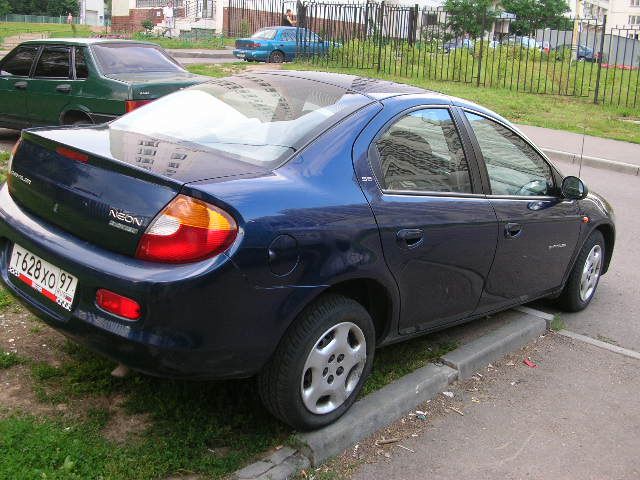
<box><xmin>91</xmin><ymin>43</ymin><xmax>184</xmax><ymax>74</ymax></box>
<box><xmin>251</xmin><ymin>28</ymin><xmax>278</xmax><ymax>40</ymax></box>
<box><xmin>109</xmin><ymin>73</ymin><xmax>371</xmax><ymax>168</ymax></box>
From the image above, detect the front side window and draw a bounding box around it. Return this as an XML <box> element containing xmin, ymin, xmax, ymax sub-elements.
<box><xmin>91</xmin><ymin>43</ymin><xmax>184</xmax><ymax>74</ymax></box>
<box><xmin>465</xmin><ymin>112</ymin><xmax>555</xmax><ymax>196</ymax></box>
<box><xmin>374</xmin><ymin>108</ymin><xmax>472</xmax><ymax>194</ymax></box>
<box><xmin>34</xmin><ymin>46</ymin><xmax>71</xmax><ymax>78</ymax></box>
<box><xmin>0</xmin><ymin>45</ymin><xmax>39</xmax><ymax>77</ymax></box>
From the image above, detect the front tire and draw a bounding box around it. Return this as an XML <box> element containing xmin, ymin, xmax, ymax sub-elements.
<box><xmin>557</xmin><ymin>231</ymin><xmax>605</xmax><ymax>312</ymax></box>
<box><xmin>258</xmin><ymin>294</ymin><xmax>375</xmax><ymax>430</ymax></box>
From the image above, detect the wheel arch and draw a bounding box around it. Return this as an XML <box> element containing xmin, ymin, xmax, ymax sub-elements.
<box><xmin>59</xmin><ymin>107</ymin><xmax>94</xmax><ymax>125</ymax></box>
<box><xmin>594</xmin><ymin>222</ymin><xmax>615</xmax><ymax>274</ymax></box>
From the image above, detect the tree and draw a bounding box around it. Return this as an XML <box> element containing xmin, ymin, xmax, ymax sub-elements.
<box><xmin>0</xmin><ymin>0</ymin><xmax>11</xmax><ymax>16</ymax></box>
<box><xmin>443</xmin><ymin>0</ymin><xmax>498</xmax><ymax>39</ymax></box>
<box><xmin>500</xmin><ymin>0</ymin><xmax>570</xmax><ymax>35</ymax></box>
<box><xmin>7</xmin><ymin>0</ymin><xmax>78</xmax><ymax>16</ymax></box>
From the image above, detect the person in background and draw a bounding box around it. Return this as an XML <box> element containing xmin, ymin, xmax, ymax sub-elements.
<box><xmin>67</xmin><ymin>12</ymin><xmax>73</xmax><ymax>24</ymax></box>
<box><xmin>281</xmin><ymin>9</ymin><xmax>296</xmax><ymax>26</ymax></box>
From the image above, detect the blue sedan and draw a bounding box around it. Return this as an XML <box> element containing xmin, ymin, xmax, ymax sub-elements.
<box><xmin>1</xmin><ymin>71</ymin><xmax>614</xmax><ymax>430</ymax></box>
<box><xmin>233</xmin><ymin>26</ymin><xmax>330</xmax><ymax>63</ymax></box>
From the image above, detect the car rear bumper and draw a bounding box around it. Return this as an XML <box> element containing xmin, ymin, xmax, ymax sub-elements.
<box><xmin>0</xmin><ymin>185</ymin><xmax>306</xmax><ymax>380</ymax></box>
<box><xmin>233</xmin><ymin>49</ymin><xmax>270</xmax><ymax>61</ymax></box>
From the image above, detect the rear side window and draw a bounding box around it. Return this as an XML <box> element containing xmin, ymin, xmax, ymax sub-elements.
<box><xmin>34</xmin><ymin>46</ymin><xmax>71</xmax><ymax>78</ymax></box>
<box><xmin>252</xmin><ymin>28</ymin><xmax>278</xmax><ymax>40</ymax></box>
<box><xmin>91</xmin><ymin>44</ymin><xmax>184</xmax><ymax>74</ymax></box>
<box><xmin>465</xmin><ymin>112</ymin><xmax>555</xmax><ymax>196</ymax></box>
<box><xmin>375</xmin><ymin>108</ymin><xmax>472</xmax><ymax>194</ymax></box>
<box><xmin>0</xmin><ymin>45</ymin><xmax>39</xmax><ymax>77</ymax></box>
<box><xmin>74</xmin><ymin>47</ymin><xmax>89</xmax><ymax>79</ymax></box>
<box><xmin>280</xmin><ymin>30</ymin><xmax>295</xmax><ymax>42</ymax></box>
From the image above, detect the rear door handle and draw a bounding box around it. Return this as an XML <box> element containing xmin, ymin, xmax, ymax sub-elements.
<box><xmin>56</xmin><ymin>84</ymin><xmax>71</xmax><ymax>93</ymax></box>
<box><xmin>505</xmin><ymin>222</ymin><xmax>523</xmax><ymax>238</ymax></box>
<box><xmin>14</xmin><ymin>81</ymin><xmax>27</xmax><ymax>90</ymax></box>
<box><xmin>397</xmin><ymin>228</ymin><xmax>424</xmax><ymax>248</ymax></box>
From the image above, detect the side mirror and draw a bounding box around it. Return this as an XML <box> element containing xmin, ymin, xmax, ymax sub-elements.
<box><xmin>561</xmin><ymin>176</ymin><xmax>588</xmax><ymax>200</ymax></box>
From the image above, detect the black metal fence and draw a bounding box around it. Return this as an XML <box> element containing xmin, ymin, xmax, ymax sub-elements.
<box><xmin>227</xmin><ymin>0</ymin><xmax>640</xmax><ymax>108</ymax></box>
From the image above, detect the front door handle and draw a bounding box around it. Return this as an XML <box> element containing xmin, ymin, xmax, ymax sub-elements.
<box><xmin>14</xmin><ymin>81</ymin><xmax>27</xmax><ymax>90</ymax></box>
<box><xmin>56</xmin><ymin>84</ymin><xmax>71</xmax><ymax>93</ymax></box>
<box><xmin>397</xmin><ymin>228</ymin><xmax>424</xmax><ymax>248</ymax></box>
<box><xmin>505</xmin><ymin>222</ymin><xmax>523</xmax><ymax>238</ymax></box>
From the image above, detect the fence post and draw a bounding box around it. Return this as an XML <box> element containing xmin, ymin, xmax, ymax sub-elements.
<box><xmin>476</xmin><ymin>9</ymin><xmax>486</xmax><ymax>87</ymax></box>
<box><xmin>376</xmin><ymin>1</ymin><xmax>385</xmax><ymax>72</ymax></box>
<box><xmin>593</xmin><ymin>14</ymin><xmax>607</xmax><ymax>104</ymax></box>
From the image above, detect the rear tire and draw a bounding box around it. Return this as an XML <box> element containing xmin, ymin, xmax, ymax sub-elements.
<box><xmin>556</xmin><ymin>231</ymin><xmax>605</xmax><ymax>312</ymax></box>
<box><xmin>258</xmin><ymin>294</ymin><xmax>375</xmax><ymax>430</ymax></box>
<box><xmin>269</xmin><ymin>50</ymin><xmax>285</xmax><ymax>63</ymax></box>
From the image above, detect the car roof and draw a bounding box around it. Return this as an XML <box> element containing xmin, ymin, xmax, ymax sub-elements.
<box><xmin>17</xmin><ymin>38</ymin><xmax>160</xmax><ymax>47</ymax></box>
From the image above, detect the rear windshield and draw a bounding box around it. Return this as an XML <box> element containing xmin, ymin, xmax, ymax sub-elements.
<box><xmin>91</xmin><ymin>43</ymin><xmax>184</xmax><ymax>74</ymax></box>
<box><xmin>251</xmin><ymin>28</ymin><xmax>278</xmax><ymax>40</ymax></box>
<box><xmin>109</xmin><ymin>73</ymin><xmax>371</xmax><ymax>168</ymax></box>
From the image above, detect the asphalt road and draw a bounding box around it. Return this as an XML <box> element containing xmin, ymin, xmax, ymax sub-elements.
<box><xmin>537</xmin><ymin>160</ymin><xmax>640</xmax><ymax>352</ymax></box>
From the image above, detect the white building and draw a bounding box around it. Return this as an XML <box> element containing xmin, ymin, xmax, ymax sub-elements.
<box><xmin>581</xmin><ymin>0</ymin><xmax>640</xmax><ymax>36</ymax></box>
<box><xmin>80</xmin><ymin>0</ymin><xmax>106</xmax><ymax>26</ymax></box>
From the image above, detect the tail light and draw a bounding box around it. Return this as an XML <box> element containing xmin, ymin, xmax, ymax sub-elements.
<box><xmin>125</xmin><ymin>99</ymin><xmax>153</xmax><ymax>113</ymax></box>
<box><xmin>96</xmin><ymin>289</ymin><xmax>141</xmax><ymax>320</ymax></box>
<box><xmin>136</xmin><ymin>194</ymin><xmax>238</xmax><ymax>263</ymax></box>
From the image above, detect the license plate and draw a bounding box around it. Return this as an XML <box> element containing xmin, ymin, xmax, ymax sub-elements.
<box><xmin>236</xmin><ymin>52</ymin><xmax>245</xmax><ymax>58</ymax></box>
<box><xmin>8</xmin><ymin>244</ymin><xmax>78</xmax><ymax>311</ymax></box>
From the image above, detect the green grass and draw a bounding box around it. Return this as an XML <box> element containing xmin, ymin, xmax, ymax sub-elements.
<box><xmin>363</xmin><ymin>337</ymin><xmax>456</xmax><ymax>396</ymax></box>
<box><xmin>285</xmin><ymin>63</ymin><xmax>640</xmax><ymax>144</ymax></box>
<box><xmin>186</xmin><ymin>62</ymin><xmax>248</xmax><ymax>77</ymax></box>
<box><xmin>0</xmin><ymin>348</ymin><xmax>24</xmax><ymax>369</ymax></box>
<box><xmin>550</xmin><ymin>314</ymin><xmax>566</xmax><ymax>332</ymax></box>
<box><xmin>0</xmin><ymin>285</ymin><xmax>15</xmax><ymax>310</ymax></box>
<box><xmin>0</xmin><ymin>151</ymin><xmax>9</xmax><ymax>184</ymax></box>
<box><xmin>0</xmin><ymin>22</ymin><xmax>94</xmax><ymax>47</ymax></box>
<box><xmin>134</xmin><ymin>32</ymin><xmax>236</xmax><ymax>50</ymax></box>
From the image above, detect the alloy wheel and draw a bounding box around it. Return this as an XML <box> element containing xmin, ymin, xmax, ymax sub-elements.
<box><xmin>579</xmin><ymin>244</ymin><xmax>602</xmax><ymax>302</ymax></box>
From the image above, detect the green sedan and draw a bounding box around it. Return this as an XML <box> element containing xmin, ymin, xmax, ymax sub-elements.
<box><xmin>0</xmin><ymin>38</ymin><xmax>209</xmax><ymax>129</ymax></box>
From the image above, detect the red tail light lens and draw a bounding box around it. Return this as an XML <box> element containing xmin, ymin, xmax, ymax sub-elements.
<box><xmin>56</xmin><ymin>146</ymin><xmax>88</xmax><ymax>163</ymax></box>
<box><xmin>136</xmin><ymin>194</ymin><xmax>238</xmax><ymax>263</ymax></box>
<box><xmin>96</xmin><ymin>289</ymin><xmax>141</xmax><ymax>320</ymax></box>
<box><xmin>125</xmin><ymin>99</ymin><xmax>153</xmax><ymax>113</ymax></box>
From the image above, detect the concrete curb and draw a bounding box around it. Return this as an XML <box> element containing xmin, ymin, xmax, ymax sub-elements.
<box><xmin>168</xmin><ymin>50</ymin><xmax>233</xmax><ymax>59</ymax></box>
<box><xmin>232</xmin><ymin>446</ymin><xmax>310</xmax><ymax>480</ymax></box>
<box><xmin>543</xmin><ymin>148</ymin><xmax>640</xmax><ymax>176</ymax></box>
<box><xmin>296</xmin><ymin>363</ymin><xmax>458</xmax><ymax>466</ymax></box>
<box><xmin>229</xmin><ymin>309</ymin><xmax>549</xmax><ymax>478</ymax></box>
<box><xmin>441</xmin><ymin>313</ymin><xmax>546</xmax><ymax>379</ymax></box>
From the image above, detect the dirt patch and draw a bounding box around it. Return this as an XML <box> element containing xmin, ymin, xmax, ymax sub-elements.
<box><xmin>0</xmin><ymin>364</ymin><xmax>60</xmax><ymax>418</ymax></box>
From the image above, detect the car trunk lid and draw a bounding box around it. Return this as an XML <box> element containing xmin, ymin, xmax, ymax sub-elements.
<box><xmin>106</xmin><ymin>72</ymin><xmax>210</xmax><ymax>100</ymax></box>
<box><xmin>7</xmin><ymin>126</ymin><xmax>268</xmax><ymax>256</ymax></box>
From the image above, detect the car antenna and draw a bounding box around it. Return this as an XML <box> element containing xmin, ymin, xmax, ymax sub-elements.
<box><xmin>578</xmin><ymin>122</ymin><xmax>586</xmax><ymax>179</ymax></box>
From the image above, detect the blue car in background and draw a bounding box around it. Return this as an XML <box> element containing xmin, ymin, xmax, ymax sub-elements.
<box><xmin>233</xmin><ymin>26</ymin><xmax>330</xmax><ymax>63</ymax></box>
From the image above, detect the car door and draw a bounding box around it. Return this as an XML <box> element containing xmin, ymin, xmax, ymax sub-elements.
<box><xmin>277</xmin><ymin>29</ymin><xmax>297</xmax><ymax>60</ymax></box>
<box><xmin>27</xmin><ymin>45</ymin><xmax>74</xmax><ymax>125</ymax></box>
<box><xmin>0</xmin><ymin>44</ymin><xmax>40</xmax><ymax>128</ymax></box>
<box><xmin>356</xmin><ymin>105</ymin><xmax>499</xmax><ymax>334</ymax></box>
<box><xmin>462</xmin><ymin>109</ymin><xmax>582</xmax><ymax>310</ymax></box>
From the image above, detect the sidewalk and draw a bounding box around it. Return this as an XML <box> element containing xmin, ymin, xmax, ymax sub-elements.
<box><xmin>351</xmin><ymin>334</ymin><xmax>640</xmax><ymax>480</ymax></box>
<box><xmin>517</xmin><ymin>124</ymin><xmax>640</xmax><ymax>167</ymax></box>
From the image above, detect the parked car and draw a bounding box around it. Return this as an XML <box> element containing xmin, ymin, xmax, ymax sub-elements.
<box><xmin>233</xmin><ymin>26</ymin><xmax>331</xmax><ymax>63</ymax></box>
<box><xmin>0</xmin><ymin>38</ymin><xmax>208</xmax><ymax>130</ymax></box>
<box><xmin>443</xmin><ymin>38</ymin><xmax>474</xmax><ymax>53</ymax></box>
<box><xmin>503</xmin><ymin>35</ymin><xmax>542</xmax><ymax>50</ymax></box>
<box><xmin>553</xmin><ymin>44</ymin><xmax>601</xmax><ymax>62</ymax></box>
<box><xmin>1</xmin><ymin>71</ymin><xmax>615</xmax><ymax>430</ymax></box>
